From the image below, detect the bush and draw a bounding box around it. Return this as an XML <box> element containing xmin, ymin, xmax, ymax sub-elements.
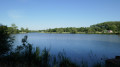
<box><xmin>0</xmin><ymin>25</ymin><xmax>14</xmax><ymax>56</ymax></box>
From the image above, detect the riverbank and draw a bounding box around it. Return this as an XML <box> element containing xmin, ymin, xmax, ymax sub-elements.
<box><xmin>38</xmin><ymin>32</ymin><xmax>120</xmax><ymax>35</ymax></box>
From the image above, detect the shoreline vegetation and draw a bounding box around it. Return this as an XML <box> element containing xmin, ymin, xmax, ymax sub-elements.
<box><xmin>0</xmin><ymin>22</ymin><xmax>120</xmax><ymax>67</ymax></box>
<box><xmin>38</xmin><ymin>32</ymin><xmax>120</xmax><ymax>35</ymax></box>
<box><xmin>5</xmin><ymin>21</ymin><xmax>120</xmax><ymax>34</ymax></box>
<box><xmin>40</xmin><ymin>21</ymin><xmax>120</xmax><ymax>34</ymax></box>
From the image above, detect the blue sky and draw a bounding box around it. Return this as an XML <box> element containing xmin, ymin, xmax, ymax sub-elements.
<box><xmin>0</xmin><ymin>0</ymin><xmax>120</xmax><ymax>30</ymax></box>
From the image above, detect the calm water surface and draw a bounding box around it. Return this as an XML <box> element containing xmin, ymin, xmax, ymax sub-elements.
<box><xmin>13</xmin><ymin>33</ymin><xmax>120</xmax><ymax>65</ymax></box>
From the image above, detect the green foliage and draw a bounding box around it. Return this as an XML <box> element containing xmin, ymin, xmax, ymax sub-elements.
<box><xmin>20</xmin><ymin>27</ymin><xmax>25</xmax><ymax>32</ymax></box>
<box><xmin>0</xmin><ymin>25</ymin><xmax>14</xmax><ymax>55</ymax></box>
<box><xmin>7</xmin><ymin>24</ymin><xmax>31</xmax><ymax>34</ymax></box>
<box><xmin>56</xmin><ymin>28</ymin><xmax>64</xmax><ymax>33</ymax></box>
<box><xmin>20</xmin><ymin>27</ymin><xmax>30</xmax><ymax>33</ymax></box>
<box><xmin>41</xmin><ymin>48</ymin><xmax>50</xmax><ymax>67</ymax></box>
<box><xmin>11</xmin><ymin>24</ymin><xmax>19</xmax><ymax>34</ymax></box>
<box><xmin>42</xmin><ymin>21</ymin><xmax>120</xmax><ymax>34</ymax></box>
<box><xmin>35</xmin><ymin>47</ymin><xmax>40</xmax><ymax>58</ymax></box>
<box><xmin>58</xmin><ymin>52</ymin><xmax>79</xmax><ymax>67</ymax></box>
<box><xmin>25</xmin><ymin>28</ymin><xmax>29</xmax><ymax>33</ymax></box>
<box><xmin>91</xmin><ymin>21</ymin><xmax>120</xmax><ymax>33</ymax></box>
<box><xmin>70</xmin><ymin>27</ymin><xmax>77</xmax><ymax>34</ymax></box>
<box><xmin>7</xmin><ymin>24</ymin><xmax>19</xmax><ymax>34</ymax></box>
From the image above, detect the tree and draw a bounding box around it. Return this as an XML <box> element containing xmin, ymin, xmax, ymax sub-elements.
<box><xmin>41</xmin><ymin>21</ymin><xmax>120</xmax><ymax>34</ymax></box>
<box><xmin>90</xmin><ymin>21</ymin><xmax>120</xmax><ymax>33</ymax></box>
<box><xmin>11</xmin><ymin>24</ymin><xmax>18</xmax><ymax>34</ymax></box>
<box><xmin>8</xmin><ymin>27</ymin><xmax>14</xmax><ymax>34</ymax></box>
<box><xmin>56</xmin><ymin>28</ymin><xmax>64</xmax><ymax>33</ymax></box>
<box><xmin>25</xmin><ymin>28</ymin><xmax>29</xmax><ymax>33</ymax></box>
<box><xmin>11</xmin><ymin>24</ymin><xmax>17</xmax><ymax>29</ymax></box>
<box><xmin>21</xmin><ymin>27</ymin><xmax>25</xmax><ymax>32</ymax></box>
<box><xmin>0</xmin><ymin>25</ymin><xmax>14</xmax><ymax>56</ymax></box>
<box><xmin>118</xmin><ymin>25</ymin><xmax>120</xmax><ymax>33</ymax></box>
<box><xmin>110</xmin><ymin>25</ymin><xmax>117</xmax><ymax>33</ymax></box>
<box><xmin>71</xmin><ymin>27</ymin><xmax>77</xmax><ymax>34</ymax></box>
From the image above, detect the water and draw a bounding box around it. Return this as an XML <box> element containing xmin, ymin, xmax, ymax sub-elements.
<box><xmin>13</xmin><ymin>33</ymin><xmax>120</xmax><ymax>65</ymax></box>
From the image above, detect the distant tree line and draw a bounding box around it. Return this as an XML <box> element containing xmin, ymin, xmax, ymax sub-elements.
<box><xmin>42</xmin><ymin>27</ymin><xmax>85</xmax><ymax>34</ymax></box>
<box><xmin>90</xmin><ymin>21</ymin><xmax>120</xmax><ymax>33</ymax></box>
<box><xmin>2</xmin><ymin>21</ymin><xmax>120</xmax><ymax>34</ymax></box>
<box><xmin>7</xmin><ymin>24</ymin><xmax>31</xmax><ymax>34</ymax></box>
<box><xmin>40</xmin><ymin>21</ymin><xmax>120</xmax><ymax>34</ymax></box>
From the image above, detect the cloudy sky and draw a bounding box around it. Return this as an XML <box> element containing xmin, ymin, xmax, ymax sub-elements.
<box><xmin>0</xmin><ymin>0</ymin><xmax>120</xmax><ymax>30</ymax></box>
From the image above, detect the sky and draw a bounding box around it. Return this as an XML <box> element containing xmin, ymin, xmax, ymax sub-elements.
<box><xmin>0</xmin><ymin>0</ymin><xmax>120</xmax><ymax>30</ymax></box>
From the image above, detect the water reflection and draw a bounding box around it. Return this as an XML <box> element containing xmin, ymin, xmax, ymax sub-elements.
<box><xmin>13</xmin><ymin>33</ymin><xmax>120</xmax><ymax>65</ymax></box>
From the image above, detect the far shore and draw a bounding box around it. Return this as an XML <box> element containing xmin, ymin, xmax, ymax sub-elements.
<box><xmin>36</xmin><ymin>32</ymin><xmax>120</xmax><ymax>35</ymax></box>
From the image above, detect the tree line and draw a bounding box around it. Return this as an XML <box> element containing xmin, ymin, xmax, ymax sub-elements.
<box><xmin>40</xmin><ymin>21</ymin><xmax>120</xmax><ymax>34</ymax></box>
<box><xmin>7</xmin><ymin>24</ymin><xmax>30</xmax><ymax>34</ymax></box>
<box><xmin>3</xmin><ymin>21</ymin><xmax>120</xmax><ymax>34</ymax></box>
<box><xmin>90</xmin><ymin>21</ymin><xmax>120</xmax><ymax>33</ymax></box>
